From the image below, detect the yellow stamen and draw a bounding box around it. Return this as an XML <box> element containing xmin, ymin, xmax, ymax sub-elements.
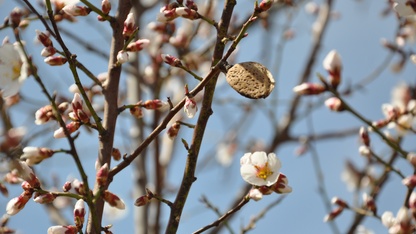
<box><xmin>255</xmin><ymin>162</ymin><xmax>273</xmax><ymax>180</ymax></box>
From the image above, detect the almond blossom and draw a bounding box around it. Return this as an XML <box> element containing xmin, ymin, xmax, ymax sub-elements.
<box><xmin>184</xmin><ymin>96</ymin><xmax>198</xmax><ymax>118</ymax></box>
<box><xmin>240</xmin><ymin>152</ymin><xmax>281</xmax><ymax>186</ymax></box>
<box><xmin>0</xmin><ymin>40</ymin><xmax>29</xmax><ymax>98</ymax></box>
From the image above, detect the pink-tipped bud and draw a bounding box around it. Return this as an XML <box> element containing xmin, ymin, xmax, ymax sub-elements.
<box><xmin>21</xmin><ymin>146</ymin><xmax>55</xmax><ymax>166</ymax></box>
<box><xmin>271</xmin><ymin>173</ymin><xmax>293</xmax><ymax>194</ymax></box>
<box><xmin>71</xmin><ymin>93</ymin><xmax>89</xmax><ymax>123</ymax></box>
<box><xmin>184</xmin><ymin>96</ymin><xmax>198</xmax><ymax>118</ymax></box>
<box><xmin>36</xmin><ymin>30</ymin><xmax>52</xmax><ymax>47</ymax></box>
<box><xmin>47</xmin><ymin>225</ymin><xmax>78</xmax><ymax>234</ymax></box>
<box><xmin>175</xmin><ymin>7</ymin><xmax>199</xmax><ymax>20</ymax></box>
<box><xmin>134</xmin><ymin>195</ymin><xmax>151</xmax><ymax>206</ymax></box>
<box><xmin>116</xmin><ymin>50</ymin><xmax>129</xmax><ymax>64</ymax></box>
<box><xmin>112</xmin><ymin>148</ymin><xmax>121</xmax><ymax>161</ymax></box>
<box><xmin>44</xmin><ymin>56</ymin><xmax>67</xmax><ymax>66</ymax></box>
<box><xmin>101</xmin><ymin>0</ymin><xmax>111</xmax><ymax>14</ymax></box>
<box><xmin>363</xmin><ymin>193</ymin><xmax>377</xmax><ymax>214</ymax></box>
<box><xmin>323</xmin><ymin>50</ymin><xmax>342</xmax><ymax>89</ymax></box>
<box><xmin>161</xmin><ymin>54</ymin><xmax>182</xmax><ymax>67</ymax></box>
<box><xmin>62</xmin><ymin>5</ymin><xmax>91</xmax><ymax>16</ymax></box>
<box><xmin>102</xmin><ymin>190</ymin><xmax>125</xmax><ymax>210</ymax></box>
<box><xmin>248</xmin><ymin>188</ymin><xmax>263</xmax><ymax>201</ymax></box>
<box><xmin>157</xmin><ymin>6</ymin><xmax>178</xmax><ymax>23</ymax></box>
<box><xmin>73</xmin><ymin>199</ymin><xmax>85</xmax><ymax>228</ymax></box>
<box><xmin>359</xmin><ymin>126</ymin><xmax>370</xmax><ymax>147</ymax></box>
<box><xmin>167</xmin><ymin>122</ymin><xmax>180</xmax><ymax>139</ymax></box>
<box><xmin>63</xmin><ymin>181</ymin><xmax>72</xmax><ymax>192</ymax></box>
<box><xmin>403</xmin><ymin>175</ymin><xmax>416</xmax><ymax>188</ymax></box>
<box><xmin>123</xmin><ymin>13</ymin><xmax>136</xmax><ymax>38</ymax></box>
<box><xmin>34</xmin><ymin>192</ymin><xmax>56</xmax><ymax>204</ymax></box>
<box><xmin>257</xmin><ymin>0</ymin><xmax>273</xmax><ymax>12</ymax></box>
<box><xmin>35</xmin><ymin>105</ymin><xmax>54</xmax><ymax>125</ymax></box>
<box><xmin>53</xmin><ymin>121</ymin><xmax>81</xmax><ymax>138</ymax></box>
<box><xmin>10</xmin><ymin>7</ymin><xmax>22</xmax><ymax>28</ymax></box>
<box><xmin>96</xmin><ymin>163</ymin><xmax>109</xmax><ymax>187</ymax></box>
<box><xmin>21</xmin><ymin>181</ymin><xmax>32</xmax><ymax>191</ymax></box>
<box><xmin>6</xmin><ymin>191</ymin><xmax>32</xmax><ymax>215</ymax></box>
<box><xmin>323</xmin><ymin>207</ymin><xmax>344</xmax><ymax>222</ymax></box>
<box><xmin>325</xmin><ymin>97</ymin><xmax>344</xmax><ymax>112</ymax></box>
<box><xmin>72</xmin><ymin>179</ymin><xmax>86</xmax><ymax>195</ymax></box>
<box><xmin>126</xmin><ymin>39</ymin><xmax>150</xmax><ymax>52</ymax></box>
<box><xmin>331</xmin><ymin>197</ymin><xmax>348</xmax><ymax>208</ymax></box>
<box><xmin>142</xmin><ymin>99</ymin><xmax>168</xmax><ymax>110</ymax></box>
<box><xmin>130</xmin><ymin>105</ymin><xmax>143</xmax><ymax>119</ymax></box>
<box><xmin>12</xmin><ymin>161</ymin><xmax>40</xmax><ymax>188</ymax></box>
<box><xmin>41</xmin><ymin>46</ymin><xmax>56</xmax><ymax>57</ymax></box>
<box><xmin>185</xmin><ymin>0</ymin><xmax>198</xmax><ymax>10</ymax></box>
<box><xmin>293</xmin><ymin>83</ymin><xmax>326</xmax><ymax>95</ymax></box>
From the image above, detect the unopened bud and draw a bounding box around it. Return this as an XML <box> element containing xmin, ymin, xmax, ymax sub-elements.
<box><xmin>256</xmin><ymin>0</ymin><xmax>273</xmax><ymax>12</ymax></box>
<box><xmin>33</xmin><ymin>192</ymin><xmax>56</xmax><ymax>204</ymax></box>
<box><xmin>36</xmin><ymin>30</ymin><xmax>52</xmax><ymax>47</ymax></box>
<box><xmin>101</xmin><ymin>0</ymin><xmax>111</xmax><ymax>14</ymax></box>
<box><xmin>123</xmin><ymin>13</ymin><xmax>136</xmax><ymax>38</ymax></box>
<box><xmin>363</xmin><ymin>193</ymin><xmax>377</xmax><ymax>214</ymax></box>
<box><xmin>63</xmin><ymin>181</ymin><xmax>72</xmax><ymax>192</ymax></box>
<box><xmin>130</xmin><ymin>105</ymin><xmax>143</xmax><ymax>119</ymax></box>
<box><xmin>112</xmin><ymin>148</ymin><xmax>121</xmax><ymax>161</ymax></box>
<box><xmin>175</xmin><ymin>7</ymin><xmax>199</xmax><ymax>20</ymax></box>
<box><xmin>44</xmin><ymin>56</ymin><xmax>67</xmax><ymax>66</ymax></box>
<box><xmin>402</xmin><ymin>175</ymin><xmax>416</xmax><ymax>188</ymax></box>
<box><xmin>126</xmin><ymin>39</ymin><xmax>150</xmax><ymax>52</ymax></box>
<box><xmin>323</xmin><ymin>50</ymin><xmax>342</xmax><ymax>89</ymax></box>
<box><xmin>359</xmin><ymin>126</ymin><xmax>370</xmax><ymax>147</ymax></box>
<box><xmin>323</xmin><ymin>207</ymin><xmax>344</xmax><ymax>222</ymax></box>
<box><xmin>134</xmin><ymin>195</ymin><xmax>150</xmax><ymax>206</ymax></box>
<box><xmin>331</xmin><ymin>197</ymin><xmax>348</xmax><ymax>208</ymax></box>
<box><xmin>161</xmin><ymin>54</ymin><xmax>182</xmax><ymax>67</ymax></box>
<box><xmin>96</xmin><ymin>163</ymin><xmax>109</xmax><ymax>187</ymax></box>
<box><xmin>102</xmin><ymin>190</ymin><xmax>125</xmax><ymax>210</ymax></box>
<box><xmin>293</xmin><ymin>83</ymin><xmax>326</xmax><ymax>95</ymax></box>
<box><xmin>325</xmin><ymin>97</ymin><xmax>344</xmax><ymax>112</ymax></box>
<box><xmin>167</xmin><ymin>122</ymin><xmax>180</xmax><ymax>139</ymax></box>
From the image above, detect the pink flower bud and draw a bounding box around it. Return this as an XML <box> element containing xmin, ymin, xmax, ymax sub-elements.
<box><xmin>358</xmin><ymin>145</ymin><xmax>371</xmax><ymax>157</ymax></box>
<box><xmin>72</xmin><ymin>179</ymin><xmax>86</xmax><ymax>195</ymax></box>
<box><xmin>402</xmin><ymin>175</ymin><xmax>416</xmax><ymax>188</ymax></box>
<box><xmin>167</xmin><ymin>122</ymin><xmax>180</xmax><ymax>139</ymax></box>
<box><xmin>134</xmin><ymin>195</ymin><xmax>150</xmax><ymax>206</ymax></box>
<box><xmin>271</xmin><ymin>173</ymin><xmax>292</xmax><ymax>194</ymax></box>
<box><xmin>185</xmin><ymin>0</ymin><xmax>198</xmax><ymax>10</ymax></box>
<box><xmin>161</xmin><ymin>54</ymin><xmax>182</xmax><ymax>67</ymax></box>
<box><xmin>112</xmin><ymin>148</ymin><xmax>121</xmax><ymax>161</ymax></box>
<box><xmin>157</xmin><ymin>7</ymin><xmax>178</xmax><ymax>23</ymax></box>
<box><xmin>293</xmin><ymin>83</ymin><xmax>326</xmax><ymax>95</ymax></box>
<box><xmin>362</xmin><ymin>193</ymin><xmax>376</xmax><ymax>214</ymax></box>
<box><xmin>184</xmin><ymin>96</ymin><xmax>198</xmax><ymax>118</ymax></box>
<box><xmin>359</xmin><ymin>126</ymin><xmax>370</xmax><ymax>147</ymax></box>
<box><xmin>21</xmin><ymin>146</ymin><xmax>55</xmax><ymax>166</ymax></box>
<box><xmin>175</xmin><ymin>7</ymin><xmax>199</xmax><ymax>20</ymax></box>
<box><xmin>325</xmin><ymin>97</ymin><xmax>344</xmax><ymax>112</ymax></box>
<box><xmin>331</xmin><ymin>197</ymin><xmax>348</xmax><ymax>208</ymax></box>
<box><xmin>63</xmin><ymin>181</ymin><xmax>72</xmax><ymax>192</ymax></box>
<box><xmin>96</xmin><ymin>163</ymin><xmax>109</xmax><ymax>187</ymax></box>
<box><xmin>323</xmin><ymin>50</ymin><xmax>342</xmax><ymax>89</ymax></box>
<box><xmin>47</xmin><ymin>225</ymin><xmax>78</xmax><ymax>234</ymax></box>
<box><xmin>123</xmin><ymin>13</ymin><xmax>136</xmax><ymax>38</ymax></box>
<box><xmin>53</xmin><ymin>121</ymin><xmax>81</xmax><ymax>138</ymax></box>
<box><xmin>21</xmin><ymin>181</ymin><xmax>32</xmax><ymax>191</ymax></box>
<box><xmin>44</xmin><ymin>56</ymin><xmax>67</xmax><ymax>66</ymax></box>
<box><xmin>70</xmin><ymin>93</ymin><xmax>89</xmax><ymax>123</ymax></box>
<box><xmin>35</xmin><ymin>105</ymin><xmax>54</xmax><ymax>125</ymax></box>
<box><xmin>36</xmin><ymin>30</ymin><xmax>52</xmax><ymax>47</ymax></box>
<box><xmin>62</xmin><ymin>5</ymin><xmax>90</xmax><ymax>16</ymax></box>
<box><xmin>116</xmin><ymin>50</ymin><xmax>129</xmax><ymax>64</ymax></box>
<box><xmin>101</xmin><ymin>0</ymin><xmax>111</xmax><ymax>14</ymax></box>
<box><xmin>143</xmin><ymin>99</ymin><xmax>168</xmax><ymax>110</ymax></box>
<box><xmin>10</xmin><ymin>7</ymin><xmax>22</xmax><ymax>28</ymax></box>
<box><xmin>73</xmin><ymin>199</ymin><xmax>85</xmax><ymax>228</ymax></box>
<box><xmin>126</xmin><ymin>39</ymin><xmax>150</xmax><ymax>52</ymax></box>
<box><xmin>41</xmin><ymin>46</ymin><xmax>56</xmax><ymax>57</ymax></box>
<box><xmin>34</xmin><ymin>192</ymin><xmax>56</xmax><ymax>204</ymax></box>
<box><xmin>323</xmin><ymin>207</ymin><xmax>344</xmax><ymax>222</ymax></box>
<box><xmin>11</xmin><ymin>161</ymin><xmax>40</xmax><ymax>188</ymax></box>
<box><xmin>130</xmin><ymin>105</ymin><xmax>143</xmax><ymax>119</ymax></box>
<box><xmin>256</xmin><ymin>0</ymin><xmax>273</xmax><ymax>12</ymax></box>
<box><xmin>6</xmin><ymin>191</ymin><xmax>32</xmax><ymax>215</ymax></box>
<box><xmin>103</xmin><ymin>190</ymin><xmax>125</xmax><ymax>210</ymax></box>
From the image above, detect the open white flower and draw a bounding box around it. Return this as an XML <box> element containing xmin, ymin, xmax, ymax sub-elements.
<box><xmin>240</xmin><ymin>152</ymin><xmax>281</xmax><ymax>186</ymax></box>
<box><xmin>0</xmin><ymin>41</ymin><xmax>29</xmax><ymax>98</ymax></box>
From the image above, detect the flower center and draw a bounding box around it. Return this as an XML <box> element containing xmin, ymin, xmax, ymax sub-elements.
<box><xmin>255</xmin><ymin>162</ymin><xmax>273</xmax><ymax>180</ymax></box>
<box><xmin>12</xmin><ymin>60</ymin><xmax>22</xmax><ymax>80</ymax></box>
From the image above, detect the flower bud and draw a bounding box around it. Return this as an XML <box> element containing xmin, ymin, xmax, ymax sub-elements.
<box><xmin>248</xmin><ymin>188</ymin><xmax>263</xmax><ymax>201</ymax></box>
<box><xmin>134</xmin><ymin>195</ymin><xmax>150</xmax><ymax>206</ymax></box>
<box><xmin>72</xmin><ymin>179</ymin><xmax>86</xmax><ymax>195</ymax></box>
<box><xmin>62</xmin><ymin>5</ymin><xmax>91</xmax><ymax>16</ymax></box>
<box><xmin>157</xmin><ymin>6</ymin><xmax>178</xmax><ymax>23</ymax></box>
<box><xmin>256</xmin><ymin>0</ymin><xmax>273</xmax><ymax>12</ymax></box>
<box><xmin>6</xmin><ymin>191</ymin><xmax>32</xmax><ymax>215</ymax></box>
<box><xmin>10</xmin><ymin>7</ymin><xmax>22</xmax><ymax>28</ymax></box>
<box><xmin>102</xmin><ymin>190</ymin><xmax>125</xmax><ymax>210</ymax></box>
<box><xmin>33</xmin><ymin>192</ymin><xmax>56</xmax><ymax>204</ymax></box>
<box><xmin>402</xmin><ymin>175</ymin><xmax>416</xmax><ymax>188</ymax></box>
<box><xmin>323</xmin><ymin>207</ymin><xmax>344</xmax><ymax>222</ymax></box>
<box><xmin>101</xmin><ymin>0</ymin><xmax>111</xmax><ymax>14</ymax></box>
<box><xmin>36</xmin><ymin>30</ymin><xmax>52</xmax><ymax>47</ymax></box>
<box><xmin>358</xmin><ymin>145</ymin><xmax>371</xmax><ymax>157</ymax></box>
<box><xmin>126</xmin><ymin>39</ymin><xmax>150</xmax><ymax>52</ymax></box>
<box><xmin>331</xmin><ymin>197</ymin><xmax>348</xmax><ymax>208</ymax></box>
<box><xmin>112</xmin><ymin>148</ymin><xmax>121</xmax><ymax>161</ymax></box>
<box><xmin>167</xmin><ymin>122</ymin><xmax>180</xmax><ymax>139</ymax></box>
<box><xmin>142</xmin><ymin>99</ymin><xmax>169</xmax><ymax>110</ymax></box>
<box><xmin>53</xmin><ymin>121</ymin><xmax>81</xmax><ymax>138</ymax></box>
<box><xmin>184</xmin><ymin>96</ymin><xmax>198</xmax><ymax>118</ymax></box>
<box><xmin>323</xmin><ymin>50</ymin><xmax>342</xmax><ymax>89</ymax></box>
<box><xmin>123</xmin><ymin>13</ymin><xmax>136</xmax><ymax>38</ymax></box>
<box><xmin>359</xmin><ymin>126</ymin><xmax>370</xmax><ymax>147</ymax></box>
<box><xmin>41</xmin><ymin>46</ymin><xmax>56</xmax><ymax>57</ymax></box>
<box><xmin>63</xmin><ymin>181</ymin><xmax>72</xmax><ymax>192</ymax></box>
<box><xmin>175</xmin><ymin>7</ymin><xmax>199</xmax><ymax>20</ymax></box>
<box><xmin>96</xmin><ymin>163</ymin><xmax>109</xmax><ymax>187</ymax></box>
<box><xmin>116</xmin><ymin>50</ymin><xmax>129</xmax><ymax>64</ymax></box>
<box><xmin>325</xmin><ymin>97</ymin><xmax>344</xmax><ymax>112</ymax></box>
<box><xmin>44</xmin><ymin>56</ymin><xmax>67</xmax><ymax>66</ymax></box>
<box><xmin>363</xmin><ymin>193</ymin><xmax>376</xmax><ymax>214</ymax></box>
<box><xmin>73</xmin><ymin>199</ymin><xmax>85</xmax><ymax>228</ymax></box>
<box><xmin>161</xmin><ymin>54</ymin><xmax>182</xmax><ymax>67</ymax></box>
<box><xmin>293</xmin><ymin>83</ymin><xmax>326</xmax><ymax>95</ymax></box>
<box><xmin>130</xmin><ymin>105</ymin><xmax>143</xmax><ymax>119</ymax></box>
<box><xmin>35</xmin><ymin>105</ymin><xmax>54</xmax><ymax>125</ymax></box>
<box><xmin>47</xmin><ymin>225</ymin><xmax>78</xmax><ymax>234</ymax></box>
